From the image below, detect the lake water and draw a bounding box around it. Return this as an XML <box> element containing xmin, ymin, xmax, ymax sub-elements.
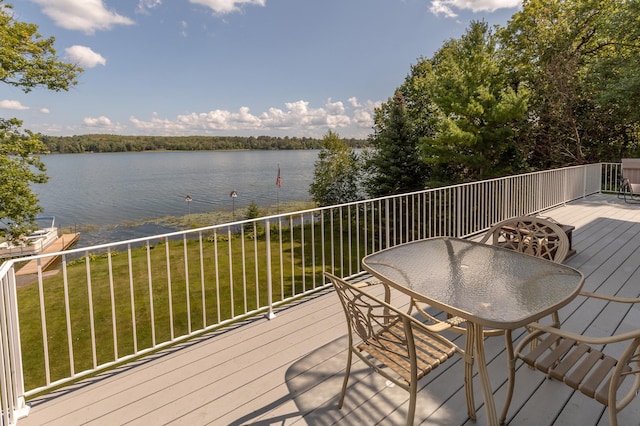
<box><xmin>35</xmin><ymin>150</ymin><xmax>319</xmax><ymax>247</ymax></box>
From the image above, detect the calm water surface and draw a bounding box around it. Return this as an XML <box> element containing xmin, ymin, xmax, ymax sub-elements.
<box><xmin>36</xmin><ymin>151</ymin><xmax>318</xmax><ymax>247</ymax></box>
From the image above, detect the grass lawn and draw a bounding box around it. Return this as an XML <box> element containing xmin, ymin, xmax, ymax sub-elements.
<box><xmin>17</xmin><ymin>215</ymin><xmax>369</xmax><ymax>391</ymax></box>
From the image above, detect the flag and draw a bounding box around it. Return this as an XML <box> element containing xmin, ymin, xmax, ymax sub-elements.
<box><xmin>276</xmin><ymin>166</ymin><xmax>282</xmax><ymax>188</ymax></box>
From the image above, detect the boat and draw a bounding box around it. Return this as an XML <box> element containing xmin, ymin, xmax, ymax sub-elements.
<box><xmin>0</xmin><ymin>216</ymin><xmax>60</xmax><ymax>259</ymax></box>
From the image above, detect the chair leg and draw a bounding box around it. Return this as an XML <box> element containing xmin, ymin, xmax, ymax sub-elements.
<box><xmin>608</xmin><ymin>406</ymin><xmax>619</xmax><ymax>426</ymax></box>
<box><xmin>464</xmin><ymin>327</ymin><xmax>476</xmax><ymax>420</ymax></box>
<box><xmin>528</xmin><ymin>312</ymin><xmax>561</xmax><ymax>354</ymax></box>
<box><xmin>500</xmin><ymin>330</ymin><xmax>515</xmax><ymax>424</ymax></box>
<box><xmin>338</xmin><ymin>348</ymin><xmax>353</xmax><ymax>409</ymax></box>
<box><xmin>407</xmin><ymin>379</ymin><xmax>417</xmax><ymax>426</ymax></box>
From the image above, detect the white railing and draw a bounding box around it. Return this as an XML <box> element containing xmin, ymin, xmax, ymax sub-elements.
<box><xmin>0</xmin><ymin>262</ymin><xmax>29</xmax><ymax>426</ymax></box>
<box><xmin>0</xmin><ymin>162</ymin><xmax>621</xmax><ymax>424</ymax></box>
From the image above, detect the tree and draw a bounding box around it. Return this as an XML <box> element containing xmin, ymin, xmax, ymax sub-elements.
<box><xmin>309</xmin><ymin>130</ymin><xmax>361</xmax><ymax>207</ymax></box>
<box><xmin>244</xmin><ymin>200</ymin><xmax>262</xmax><ymax>234</ymax></box>
<box><xmin>364</xmin><ymin>89</ymin><xmax>430</xmax><ymax>197</ymax></box>
<box><xmin>584</xmin><ymin>0</ymin><xmax>640</xmax><ymax>158</ymax></box>
<box><xmin>499</xmin><ymin>0</ymin><xmax>640</xmax><ymax>165</ymax></box>
<box><xmin>0</xmin><ymin>1</ymin><xmax>82</xmax><ymax>241</ymax></box>
<box><xmin>421</xmin><ymin>20</ymin><xmax>529</xmax><ymax>185</ymax></box>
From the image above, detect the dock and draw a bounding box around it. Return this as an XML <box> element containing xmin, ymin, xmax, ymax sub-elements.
<box><xmin>16</xmin><ymin>233</ymin><xmax>80</xmax><ymax>276</ymax></box>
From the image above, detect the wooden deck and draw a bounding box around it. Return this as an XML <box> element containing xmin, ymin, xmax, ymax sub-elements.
<box><xmin>18</xmin><ymin>194</ymin><xmax>640</xmax><ymax>425</ymax></box>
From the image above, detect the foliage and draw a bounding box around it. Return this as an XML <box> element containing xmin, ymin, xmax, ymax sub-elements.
<box><xmin>244</xmin><ymin>200</ymin><xmax>262</xmax><ymax>234</ymax></box>
<box><xmin>364</xmin><ymin>90</ymin><xmax>430</xmax><ymax>196</ymax></box>
<box><xmin>0</xmin><ymin>1</ymin><xmax>82</xmax><ymax>240</ymax></box>
<box><xmin>0</xmin><ymin>118</ymin><xmax>49</xmax><ymax>239</ymax></box>
<box><xmin>0</xmin><ymin>2</ymin><xmax>80</xmax><ymax>92</ymax></box>
<box><xmin>422</xmin><ymin>20</ymin><xmax>530</xmax><ymax>184</ymax></box>
<box><xmin>499</xmin><ymin>0</ymin><xmax>640</xmax><ymax>166</ymax></box>
<box><xmin>245</xmin><ymin>201</ymin><xmax>261</xmax><ymax>220</ymax></box>
<box><xmin>309</xmin><ymin>130</ymin><xmax>361</xmax><ymax>206</ymax></box>
<box><xmin>368</xmin><ymin>2</ymin><xmax>640</xmax><ymax>190</ymax></box>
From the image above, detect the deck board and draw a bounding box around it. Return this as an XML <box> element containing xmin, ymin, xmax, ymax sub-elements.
<box><xmin>18</xmin><ymin>193</ymin><xmax>640</xmax><ymax>425</ymax></box>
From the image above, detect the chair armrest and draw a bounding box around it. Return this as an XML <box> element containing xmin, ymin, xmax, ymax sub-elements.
<box><xmin>409</xmin><ymin>298</ymin><xmax>469</xmax><ymax>333</ymax></box>
<box><xmin>524</xmin><ymin>322</ymin><xmax>640</xmax><ymax>346</ymax></box>
<box><xmin>408</xmin><ymin>315</ymin><xmax>472</xmax><ymax>363</ymax></box>
<box><xmin>578</xmin><ymin>290</ymin><xmax>640</xmax><ymax>304</ymax></box>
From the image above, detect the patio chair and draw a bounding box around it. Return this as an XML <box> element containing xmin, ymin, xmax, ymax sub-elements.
<box><xmin>480</xmin><ymin>215</ymin><xmax>570</xmax><ymax>329</ymax></box>
<box><xmin>504</xmin><ymin>291</ymin><xmax>640</xmax><ymax>426</ymax></box>
<box><xmin>618</xmin><ymin>158</ymin><xmax>640</xmax><ymax>203</ymax></box>
<box><xmin>479</xmin><ymin>215</ymin><xmax>570</xmax><ymax>263</ymax></box>
<box><xmin>325</xmin><ymin>272</ymin><xmax>474</xmax><ymax>426</ymax></box>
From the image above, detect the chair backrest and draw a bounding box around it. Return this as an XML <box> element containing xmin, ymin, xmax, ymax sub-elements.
<box><xmin>480</xmin><ymin>216</ymin><xmax>569</xmax><ymax>263</ymax></box>
<box><xmin>621</xmin><ymin>158</ymin><xmax>640</xmax><ymax>192</ymax></box>
<box><xmin>327</xmin><ymin>272</ymin><xmax>410</xmax><ymax>347</ymax></box>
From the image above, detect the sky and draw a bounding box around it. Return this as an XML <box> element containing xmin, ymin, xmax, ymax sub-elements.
<box><xmin>1</xmin><ymin>0</ymin><xmax>523</xmax><ymax>139</ymax></box>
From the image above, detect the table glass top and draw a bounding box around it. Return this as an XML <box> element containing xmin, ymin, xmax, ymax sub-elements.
<box><xmin>362</xmin><ymin>238</ymin><xmax>584</xmax><ymax>328</ymax></box>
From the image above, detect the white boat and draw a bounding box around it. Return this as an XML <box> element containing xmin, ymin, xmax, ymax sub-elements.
<box><xmin>0</xmin><ymin>216</ymin><xmax>60</xmax><ymax>259</ymax></box>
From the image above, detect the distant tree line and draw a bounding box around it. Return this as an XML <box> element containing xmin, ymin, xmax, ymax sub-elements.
<box><xmin>40</xmin><ymin>134</ymin><xmax>368</xmax><ymax>154</ymax></box>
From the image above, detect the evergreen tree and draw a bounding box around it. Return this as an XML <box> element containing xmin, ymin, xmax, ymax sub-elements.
<box><xmin>364</xmin><ymin>90</ymin><xmax>429</xmax><ymax>197</ymax></box>
<box><xmin>244</xmin><ymin>200</ymin><xmax>262</xmax><ymax>234</ymax></box>
<box><xmin>422</xmin><ymin>20</ymin><xmax>529</xmax><ymax>185</ymax></box>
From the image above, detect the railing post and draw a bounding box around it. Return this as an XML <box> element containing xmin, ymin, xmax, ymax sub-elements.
<box><xmin>384</xmin><ymin>198</ymin><xmax>390</xmax><ymax>248</ymax></box>
<box><xmin>0</xmin><ymin>262</ymin><xmax>30</xmax><ymax>425</ymax></box>
<box><xmin>583</xmin><ymin>165</ymin><xmax>588</xmax><ymax>198</ymax></box>
<box><xmin>8</xmin><ymin>267</ymin><xmax>29</xmax><ymax>421</ymax></box>
<box><xmin>264</xmin><ymin>219</ymin><xmax>276</xmax><ymax>320</ymax></box>
<box><xmin>563</xmin><ymin>168</ymin><xmax>568</xmax><ymax>205</ymax></box>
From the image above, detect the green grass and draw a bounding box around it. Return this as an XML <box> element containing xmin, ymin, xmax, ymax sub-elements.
<box><xmin>17</xmin><ymin>214</ymin><xmax>370</xmax><ymax>391</ymax></box>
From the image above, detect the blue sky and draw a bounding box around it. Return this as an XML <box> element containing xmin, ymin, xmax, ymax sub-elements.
<box><xmin>2</xmin><ymin>0</ymin><xmax>522</xmax><ymax>139</ymax></box>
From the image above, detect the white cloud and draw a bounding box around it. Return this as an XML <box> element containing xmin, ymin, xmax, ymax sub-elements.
<box><xmin>128</xmin><ymin>98</ymin><xmax>376</xmax><ymax>137</ymax></box>
<box><xmin>0</xmin><ymin>100</ymin><xmax>29</xmax><ymax>110</ymax></box>
<box><xmin>31</xmin><ymin>0</ymin><xmax>134</xmax><ymax>35</ymax></box>
<box><xmin>65</xmin><ymin>45</ymin><xmax>107</xmax><ymax>68</ymax></box>
<box><xmin>352</xmin><ymin>100</ymin><xmax>379</xmax><ymax>129</ymax></box>
<box><xmin>180</xmin><ymin>20</ymin><xmax>188</xmax><ymax>37</ymax></box>
<box><xmin>325</xmin><ymin>99</ymin><xmax>345</xmax><ymax>115</ymax></box>
<box><xmin>430</xmin><ymin>0</ymin><xmax>521</xmax><ymax>18</ymax></box>
<box><xmin>189</xmin><ymin>0</ymin><xmax>266</xmax><ymax>15</ymax></box>
<box><xmin>353</xmin><ymin>109</ymin><xmax>373</xmax><ymax>127</ymax></box>
<box><xmin>348</xmin><ymin>97</ymin><xmax>360</xmax><ymax>108</ymax></box>
<box><xmin>430</xmin><ymin>1</ymin><xmax>458</xmax><ymax>18</ymax></box>
<box><xmin>40</xmin><ymin>108</ymin><xmax>50</xmax><ymax>114</ymax></box>
<box><xmin>84</xmin><ymin>116</ymin><xmax>112</xmax><ymax>127</ymax></box>
<box><xmin>137</xmin><ymin>0</ymin><xmax>162</xmax><ymax>14</ymax></box>
<box><xmin>78</xmin><ymin>116</ymin><xmax>125</xmax><ymax>133</ymax></box>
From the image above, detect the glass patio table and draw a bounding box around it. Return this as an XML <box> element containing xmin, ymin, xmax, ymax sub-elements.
<box><xmin>361</xmin><ymin>237</ymin><xmax>585</xmax><ymax>425</ymax></box>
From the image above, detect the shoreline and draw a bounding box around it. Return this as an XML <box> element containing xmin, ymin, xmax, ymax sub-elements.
<box><xmin>60</xmin><ymin>200</ymin><xmax>316</xmax><ymax>248</ymax></box>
